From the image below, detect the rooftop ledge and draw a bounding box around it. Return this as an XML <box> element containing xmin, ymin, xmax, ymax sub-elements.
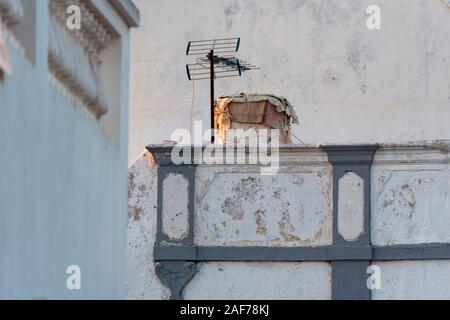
<box><xmin>146</xmin><ymin>140</ymin><xmax>450</xmax><ymax>152</ymax></box>
<box><xmin>144</xmin><ymin>140</ymin><xmax>450</xmax><ymax>166</ymax></box>
<box><xmin>110</xmin><ymin>0</ymin><xmax>140</xmax><ymax>27</ymax></box>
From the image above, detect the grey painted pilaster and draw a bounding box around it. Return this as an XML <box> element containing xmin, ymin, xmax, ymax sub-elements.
<box><xmin>147</xmin><ymin>145</ymin><xmax>198</xmax><ymax>300</ymax></box>
<box><xmin>331</xmin><ymin>261</ymin><xmax>371</xmax><ymax>300</ymax></box>
<box><xmin>156</xmin><ymin>165</ymin><xmax>195</xmax><ymax>246</ymax></box>
<box><xmin>155</xmin><ymin>261</ymin><xmax>197</xmax><ymax>300</ymax></box>
<box><xmin>322</xmin><ymin>145</ymin><xmax>378</xmax><ymax>300</ymax></box>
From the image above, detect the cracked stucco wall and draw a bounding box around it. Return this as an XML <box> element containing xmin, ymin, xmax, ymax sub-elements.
<box><xmin>126</xmin><ymin>149</ymin><xmax>333</xmax><ymax>299</ymax></box>
<box><xmin>371</xmin><ymin>145</ymin><xmax>450</xmax><ymax>245</ymax></box>
<box><xmin>195</xmin><ymin>165</ymin><xmax>333</xmax><ymax>247</ymax></box>
<box><xmin>129</xmin><ymin>0</ymin><xmax>450</xmax><ymax>163</ymax></box>
<box><xmin>369</xmin><ymin>144</ymin><xmax>450</xmax><ymax>299</ymax></box>
<box><xmin>372</xmin><ymin>261</ymin><xmax>450</xmax><ymax>299</ymax></box>
<box><xmin>184</xmin><ymin>262</ymin><xmax>331</xmax><ymax>300</ymax></box>
<box><xmin>126</xmin><ymin>151</ymin><xmax>170</xmax><ymax>299</ymax></box>
<box><xmin>127</xmin><ymin>144</ymin><xmax>450</xmax><ymax>299</ymax></box>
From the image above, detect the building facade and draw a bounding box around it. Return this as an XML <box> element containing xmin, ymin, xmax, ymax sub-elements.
<box><xmin>127</xmin><ymin>0</ymin><xmax>450</xmax><ymax>300</ymax></box>
<box><xmin>0</xmin><ymin>0</ymin><xmax>139</xmax><ymax>299</ymax></box>
<box><xmin>129</xmin><ymin>0</ymin><xmax>450</xmax><ymax>163</ymax></box>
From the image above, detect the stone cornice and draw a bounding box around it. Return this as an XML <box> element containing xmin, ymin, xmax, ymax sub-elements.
<box><xmin>110</xmin><ymin>0</ymin><xmax>140</xmax><ymax>28</ymax></box>
<box><xmin>145</xmin><ymin>141</ymin><xmax>450</xmax><ymax>167</ymax></box>
<box><xmin>321</xmin><ymin>144</ymin><xmax>379</xmax><ymax>165</ymax></box>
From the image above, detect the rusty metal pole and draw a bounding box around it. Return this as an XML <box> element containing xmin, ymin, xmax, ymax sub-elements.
<box><xmin>208</xmin><ymin>49</ymin><xmax>215</xmax><ymax>144</ymax></box>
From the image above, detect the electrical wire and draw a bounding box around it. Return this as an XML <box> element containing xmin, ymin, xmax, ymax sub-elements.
<box><xmin>259</xmin><ymin>69</ymin><xmax>305</xmax><ymax>145</ymax></box>
<box><xmin>290</xmin><ymin>131</ymin><xmax>305</xmax><ymax>145</ymax></box>
<box><xmin>189</xmin><ymin>78</ymin><xmax>195</xmax><ymax>136</ymax></box>
<box><xmin>260</xmin><ymin>69</ymin><xmax>288</xmax><ymax>98</ymax></box>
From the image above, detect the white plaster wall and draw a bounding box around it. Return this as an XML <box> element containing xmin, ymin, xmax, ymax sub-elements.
<box><xmin>372</xmin><ymin>261</ymin><xmax>450</xmax><ymax>300</ymax></box>
<box><xmin>338</xmin><ymin>172</ymin><xmax>364</xmax><ymax>241</ymax></box>
<box><xmin>126</xmin><ymin>152</ymin><xmax>169</xmax><ymax>300</ymax></box>
<box><xmin>126</xmin><ymin>144</ymin><xmax>450</xmax><ymax>299</ymax></box>
<box><xmin>195</xmin><ymin>165</ymin><xmax>332</xmax><ymax>247</ymax></box>
<box><xmin>184</xmin><ymin>262</ymin><xmax>332</xmax><ymax>300</ymax></box>
<box><xmin>162</xmin><ymin>173</ymin><xmax>190</xmax><ymax>241</ymax></box>
<box><xmin>129</xmin><ymin>0</ymin><xmax>450</xmax><ymax>163</ymax></box>
<box><xmin>126</xmin><ymin>148</ymin><xmax>333</xmax><ymax>299</ymax></box>
<box><xmin>371</xmin><ymin>145</ymin><xmax>450</xmax><ymax>245</ymax></box>
<box><xmin>0</xmin><ymin>2</ymin><xmax>132</xmax><ymax>299</ymax></box>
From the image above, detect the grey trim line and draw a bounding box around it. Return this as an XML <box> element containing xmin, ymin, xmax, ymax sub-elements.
<box><xmin>154</xmin><ymin>246</ymin><xmax>373</xmax><ymax>261</ymax></box>
<box><xmin>154</xmin><ymin>244</ymin><xmax>450</xmax><ymax>261</ymax></box>
<box><xmin>373</xmin><ymin>243</ymin><xmax>450</xmax><ymax>260</ymax></box>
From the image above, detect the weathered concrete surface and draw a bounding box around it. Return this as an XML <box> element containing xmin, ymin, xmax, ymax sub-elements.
<box><xmin>130</xmin><ymin>0</ymin><xmax>450</xmax><ymax>163</ymax></box>
<box><xmin>184</xmin><ymin>262</ymin><xmax>332</xmax><ymax>300</ymax></box>
<box><xmin>338</xmin><ymin>172</ymin><xmax>365</xmax><ymax>241</ymax></box>
<box><xmin>371</xmin><ymin>144</ymin><xmax>450</xmax><ymax>245</ymax></box>
<box><xmin>126</xmin><ymin>147</ymin><xmax>333</xmax><ymax>299</ymax></box>
<box><xmin>162</xmin><ymin>173</ymin><xmax>190</xmax><ymax>241</ymax></box>
<box><xmin>126</xmin><ymin>143</ymin><xmax>450</xmax><ymax>299</ymax></box>
<box><xmin>372</xmin><ymin>261</ymin><xmax>450</xmax><ymax>300</ymax></box>
<box><xmin>195</xmin><ymin>165</ymin><xmax>333</xmax><ymax>247</ymax></box>
<box><xmin>126</xmin><ymin>152</ymin><xmax>169</xmax><ymax>299</ymax></box>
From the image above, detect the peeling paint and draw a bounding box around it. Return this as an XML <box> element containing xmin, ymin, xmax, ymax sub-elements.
<box><xmin>129</xmin><ymin>205</ymin><xmax>144</xmax><ymax>222</ymax></box>
<box><xmin>278</xmin><ymin>211</ymin><xmax>300</xmax><ymax>242</ymax></box>
<box><xmin>162</xmin><ymin>173</ymin><xmax>190</xmax><ymax>240</ymax></box>
<box><xmin>254</xmin><ymin>209</ymin><xmax>268</xmax><ymax>235</ymax></box>
<box><xmin>372</xmin><ymin>158</ymin><xmax>450</xmax><ymax>245</ymax></box>
<box><xmin>195</xmin><ymin>166</ymin><xmax>333</xmax><ymax>247</ymax></box>
<box><xmin>127</xmin><ymin>151</ymin><xmax>170</xmax><ymax>299</ymax></box>
<box><xmin>222</xmin><ymin>198</ymin><xmax>244</xmax><ymax>221</ymax></box>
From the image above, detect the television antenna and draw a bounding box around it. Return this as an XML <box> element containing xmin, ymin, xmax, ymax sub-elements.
<box><xmin>186</xmin><ymin>37</ymin><xmax>259</xmax><ymax>143</ymax></box>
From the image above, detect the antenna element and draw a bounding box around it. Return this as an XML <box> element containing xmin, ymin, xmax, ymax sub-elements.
<box><xmin>186</xmin><ymin>37</ymin><xmax>259</xmax><ymax>143</ymax></box>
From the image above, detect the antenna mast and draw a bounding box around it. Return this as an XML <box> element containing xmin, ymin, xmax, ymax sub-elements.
<box><xmin>186</xmin><ymin>37</ymin><xmax>259</xmax><ymax>143</ymax></box>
